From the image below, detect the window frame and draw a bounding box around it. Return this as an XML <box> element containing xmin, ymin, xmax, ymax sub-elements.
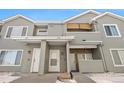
<box><xmin>110</xmin><ymin>48</ymin><xmax>124</xmax><ymax>67</ymax></box>
<box><xmin>5</xmin><ymin>26</ymin><xmax>28</xmax><ymax>39</ymax></box>
<box><xmin>103</xmin><ymin>24</ymin><xmax>121</xmax><ymax>37</ymax></box>
<box><xmin>0</xmin><ymin>49</ymin><xmax>23</xmax><ymax>66</ymax></box>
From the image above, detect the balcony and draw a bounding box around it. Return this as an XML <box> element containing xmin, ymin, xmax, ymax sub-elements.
<box><xmin>67</xmin><ymin>23</ymin><xmax>95</xmax><ymax>32</ymax></box>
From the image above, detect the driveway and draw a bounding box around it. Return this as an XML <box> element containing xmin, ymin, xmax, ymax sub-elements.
<box><xmin>11</xmin><ymin>73</ymin><xmax>95</xmax><ymax>83</ymax></box>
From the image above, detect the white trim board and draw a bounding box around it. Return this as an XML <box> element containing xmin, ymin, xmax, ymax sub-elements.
<box><xmin>92</xmin><ymin>12</ymin><xmax>124</xmax><ymax>21</ymax></box>
<box><xmin>64</xmin><ymin>10</ymin><xmax>100</xmax><ymax>23</ymax></box>
<box><xmin>2</xmin><ymin>14</ymin><xmax>35</xmax><ymax>23</ymax></box>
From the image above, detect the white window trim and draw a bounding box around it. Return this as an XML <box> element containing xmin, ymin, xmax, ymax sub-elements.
<box><xmin>103</xmin><ymin>24</ymin><xmax>121</xmax><ymax>38</ymax></box>
<box><xmin>4</xmin><ymin>26</ymin><xmax>28</xmax><ymax>39</ymax></box>
<box><xmin>110</xmin><ymin>48</ymin><xmax>124</xmax><ymax>67</ymax></box>
<box><xmin>0</xmin><ymin>49</ymin><xmax>23</xmax><ymax>66</ymax></box>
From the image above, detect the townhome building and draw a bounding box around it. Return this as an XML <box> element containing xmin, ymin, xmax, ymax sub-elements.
<box><xmin>0</xmin><ymin>10</ymin><xmax>124</xmax><ymax>74</ymax></box>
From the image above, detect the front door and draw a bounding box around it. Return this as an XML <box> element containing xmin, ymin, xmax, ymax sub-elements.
<box><xmin>70</xmin><ymin>53</ymin><xmax>79</xmax><ymax>72</ymax></box>
<box><xmin>49</xmin><ymin>49</ymin><xmax>60</xmax><ymax>72</ymax></box>
<box><xmin>70</xmin><ymin>53</ymin><xmax>77</xmax><ymax>71</ymax></box>
<box><xmin>30</xmin><ymin>48</ymin><xmax>40</xmax><ymax>72</ymax></box>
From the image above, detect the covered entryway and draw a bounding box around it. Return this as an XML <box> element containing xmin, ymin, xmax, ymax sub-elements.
<box><xmin>46</xmin><ymin>41</ymin><xmax>67</xmax><ymax>73</ymax></box>
<box><xmin>11</xmin><ymin>36</ymin><xmax>74</xmax><ymax>74</ymax></box>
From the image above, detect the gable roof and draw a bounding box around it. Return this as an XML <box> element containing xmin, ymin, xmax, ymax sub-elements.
<box><xmin>92</xmin><ymin>12</ymin><xmax>124</xmax><ymax>21</ymax></box>
<box><xmin>2</xmin><ymin>14</ymin><xmax>35</xmax><ymax>23</ymax></box>
<box><xmin>64</xmin><ymin>10</ymin><xmax>100</xmax><ymax>23</ymax></box>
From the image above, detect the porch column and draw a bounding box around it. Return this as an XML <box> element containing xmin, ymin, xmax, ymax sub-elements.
<box><xmin>66</xmin><ymin>42</ymin><xmax>70</xmax><ymax>73</ymax></box>
<box><xmin>39</xmin><ymin>40</ymin><xmax>46</xmax><ymax>74</ymax></box>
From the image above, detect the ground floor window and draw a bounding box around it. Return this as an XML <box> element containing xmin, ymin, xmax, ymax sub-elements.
<box><xmin>0</xmin><ymin>50</ymin><xmax>23</xmax><ymax>66</ymax></box>
<box><xmin>110</xmin><ymin>49</ymin><xmax>124</xmax><ymax>66</ymax></box>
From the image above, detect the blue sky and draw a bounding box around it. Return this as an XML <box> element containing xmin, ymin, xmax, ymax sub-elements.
<box><xmin>0</xmin><ymin>9</ymin><xmax>124</xmax><ymax>21</ymax></box>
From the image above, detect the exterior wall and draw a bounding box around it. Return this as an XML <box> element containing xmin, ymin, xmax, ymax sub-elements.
<box><xmin>0</xmin><ymin>43</ymin><xmax>40</xmax><ymax>72</ymax></box>
<box><xmin>2</xmin><ymin>17</ymin><xmax>34</xmax><ymax>36</ymax></box>
<box><xmin>47</xmin><ymin>23</ymin><xmax>64</xmax><ymax>36</ymax></box>
<box><xmin>1</xmin><ymin>11</ymin><xmax>124</xmax><ymax>73</ymax></box>
<box><xmin>96</xmin><ymin>15</ymin><xmax>124</xmax><ymax>72</ymax></box>
<box><xmin>0</xmin><ymin>17</ymin><xmax>39</xmax><ymax>72</ymax></box>
<box><xmin>63</xmin><ymin>13</ymin><xmax>102</xmax><ymax>45</ymax></box>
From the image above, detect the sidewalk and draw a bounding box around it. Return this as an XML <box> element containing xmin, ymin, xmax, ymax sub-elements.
<box><xmin>85</xmin><ymin>72</ymin><xmax>124</xmax><ymax>83</ymax></box>
<box><xmin>0</xmin><ymin>72</ymin><xmax>20</xmax><ymax>83</ymax></box>
<box><xmin>11</xmin><ymin>73</ymin><xmax>95</xmax><ymax>83</ymax></box>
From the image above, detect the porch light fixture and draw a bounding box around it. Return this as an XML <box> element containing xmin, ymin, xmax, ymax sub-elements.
<box><xmin>82</xmin><ymin>39</ymin><xmax>86</xmax><ymax>41</ymax></box>
<box><xmin>28</xmin><ymin>50</ymin><xmax>31</xmax><ymax>54</ymax></box>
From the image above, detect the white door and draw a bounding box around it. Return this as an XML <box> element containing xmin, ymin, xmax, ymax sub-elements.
<box><xmin>49</xmin><ymin>49</ymin><xmax>60</xmax><ymax>72</ymax></box>
<box><xmin>30</xmin><ymin>48</ymin><xmax>40</xmax><ymax>72</ymax></box>
<box><xmin>70</xmin><ymin>53</ymin><xmax>77</xmax><ymax>71</ymax></box>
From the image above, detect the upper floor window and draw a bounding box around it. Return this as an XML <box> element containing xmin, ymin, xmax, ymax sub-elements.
<box><xmin>67</xmin><ymin>23</ymin><xmax>93</xmax><ymax>32</ymax></box>
<box><xmin>5</xmin><ymin>26</ymin><xmax>28</xmax><ymax>38</ymax></box>
<box><xmin>36</xmin><ymin>25</ymin><xmax>48</xmax><ymax>36</ymax></box>
<box><xmin>103</xmin><ymin>24</ymin><xmax>121</xmax><ymax>37</ymax></box>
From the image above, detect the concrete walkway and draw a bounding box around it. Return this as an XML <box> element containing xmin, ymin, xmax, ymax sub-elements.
<box><xmin>11</xmin><ymin>73</ymin><xmax>95</xmax><ymax>83</ymax></box>
<box><xmin>0</xmin><ymin>72</ymin><xmax>20</xmax><ymax>83</ymax></box>
<box><xmin>85</xmin><ymin>72</ymin><xmax>124</xmax><ymax>83</ymax></box>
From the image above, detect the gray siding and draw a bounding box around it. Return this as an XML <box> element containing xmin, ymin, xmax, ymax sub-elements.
<box><xmin>63</xmin><ymin>13</ymin><xmax>101</xmax><ymax>45</ymax></box>
<box><xmin>0</xmin><ymin>17</ymin><xmax>39</xmax><ymax>72</ymax></box>
<box><xmin>96</xmin><ymin>15</ymin><xmax>124</xmax><ymax>72</ymax></box>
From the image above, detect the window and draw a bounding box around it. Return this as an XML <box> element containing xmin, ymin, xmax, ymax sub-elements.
<box><xmin>0</xmin><ymin>50</ymin><xmax>23</xmax><ymax>66</ymax></box>
<box><xmin>110</xmin><ymin>49</ymin><xmax>124</xmax><ymax>66</ymax></box>
<box><xmin>5</xmin><ymin>26</ymin><xmax>28</xmax><ymax>38</ymax></box>
<box><xmin>103</xmin><ymin>24</ymin><xmax>121</xmax><ymax>37</ymax></box>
